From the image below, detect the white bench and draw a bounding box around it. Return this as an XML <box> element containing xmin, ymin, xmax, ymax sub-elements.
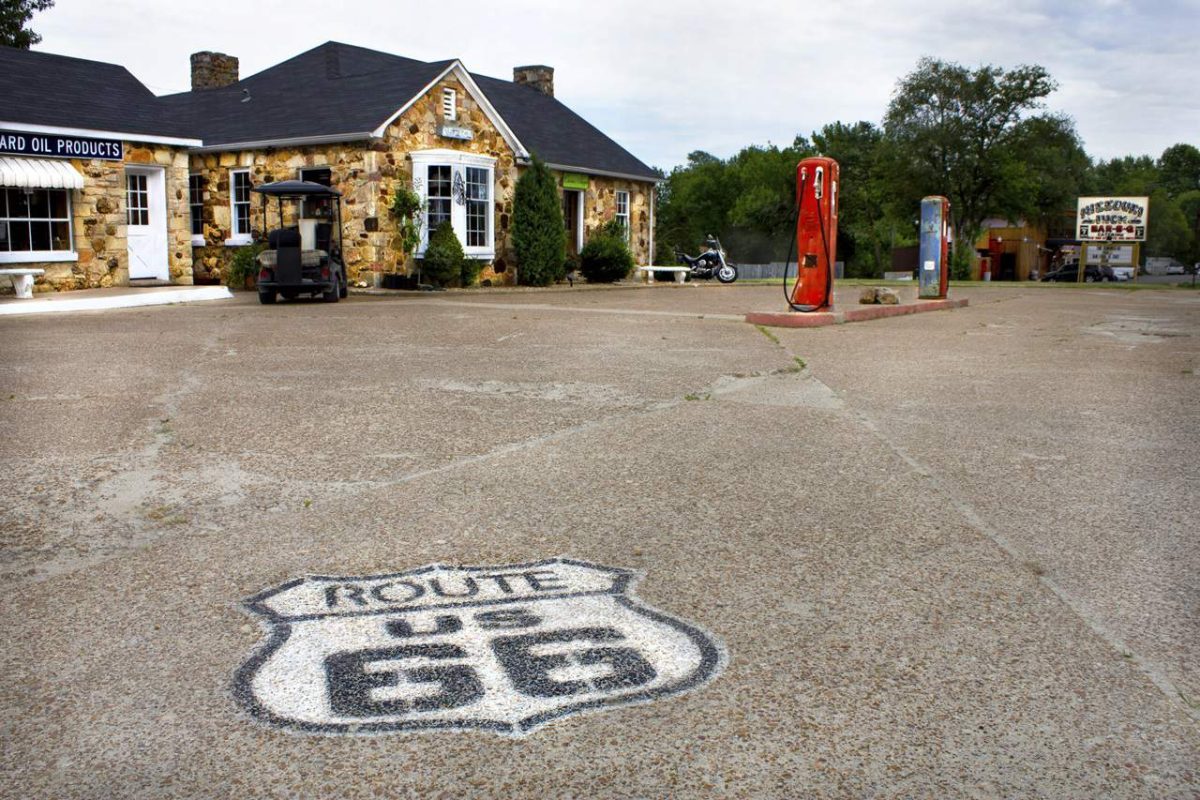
<box><xmin>637</xmin><ymin>266</ymin><xmax>689</xmax><ymax>284</ymax></box>
<box><xmin>0</xmin><ymin>268</ymin><xmax>45</xmax><ymax>299</ymax></box>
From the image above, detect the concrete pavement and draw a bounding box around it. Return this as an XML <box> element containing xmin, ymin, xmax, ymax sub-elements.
<box><xmin>1</xmin><ymin>283</ymin><xmax>1197</xmax><ymax>798</ymax></box>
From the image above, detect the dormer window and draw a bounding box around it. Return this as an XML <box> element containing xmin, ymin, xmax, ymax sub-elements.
<box><xmin>442</xmin><ymin>88</ymin><xmax>457</xmax><ymax>121</ymax></box>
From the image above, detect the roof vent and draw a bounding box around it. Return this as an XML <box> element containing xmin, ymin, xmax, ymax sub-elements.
<box><xmin>190</xmin><ymin>51</ymin><xmax>239</xmax><ymax>91</ymax></box>
<box><xmin>513</xmin><ymin>65</ymin><xmax>554</xmax><ymax>97</ymax></box>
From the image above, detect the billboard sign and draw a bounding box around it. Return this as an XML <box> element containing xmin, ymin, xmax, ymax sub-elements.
<box><xmin>1077</xmin><ymin>196</ymin><xmax>1149</xmax><ymax>242</ymax></box>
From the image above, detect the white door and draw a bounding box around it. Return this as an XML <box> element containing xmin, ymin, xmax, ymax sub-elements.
<box><xmin>125</xmin><ymin>167</ymin><xmax>169</xmax><ymax>280</ymax></box>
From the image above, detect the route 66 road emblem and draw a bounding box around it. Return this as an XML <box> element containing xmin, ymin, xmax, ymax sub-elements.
<box><xmin>234</xmin><ymin>559</ymin><xmax>725</xmax><ymax>735</ymax></box>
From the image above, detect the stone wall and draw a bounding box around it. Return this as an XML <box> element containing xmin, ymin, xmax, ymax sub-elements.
<box><xmin>188</xmin><ymin>70</ymin><xmax>655</xmax><ymax>285</ymax></box>
<box><xmin>565</xmin><ymin>173</ymin><xmax>652</xmax><ymax>265</ymax></box>
<box><xmin>20</xmin><ymin>144</ymin><xmax>193</xmax><ymax>293</ymax></box>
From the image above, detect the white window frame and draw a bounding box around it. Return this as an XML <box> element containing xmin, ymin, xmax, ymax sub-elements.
<box><xmin>225</xmin><ymin>168</ymin><xmax>253</xmax><ymax>246</ymax></box>
<box><xmin>410</xmin><ymin>149</ymin><xmax>496</xmax><ymax>260</ymax></box>
<box><xmin>615</xmin><ymin>190</ymin><xmax>631</xmax><ymax>243</ymax></box>
<box><xmin>188</xmin><ymin>174</ymin><xmax>205</xmax><ymax>246</ymax></box>
<box><xmin>0</xmin><ymin>185</ymin><xmax>77</xmax><ymax>264</ymax></box>
<box><xmin>442</xmin><ymin>88</ymin><xmax>457</xmax><ymax>122</ymax></box>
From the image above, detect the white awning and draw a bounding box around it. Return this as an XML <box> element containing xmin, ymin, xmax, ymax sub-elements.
<box><xmin>0</xmin><ymin>156</ymin><xmax>85</xmax><ymax>190</ymax></box>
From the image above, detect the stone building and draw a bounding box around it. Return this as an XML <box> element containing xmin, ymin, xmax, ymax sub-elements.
<box><xmin>1</xmin><ymin>47</ymin><xmax>201</xmax><ymax>289</ymax></box>
<box><xmin>1</xmin><ymin>42</ymin><xmax>660</xmax><ymax>292</ymax></box>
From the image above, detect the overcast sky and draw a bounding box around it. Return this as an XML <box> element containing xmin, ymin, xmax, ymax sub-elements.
<box><xmin>31</xmin><ymin>0</ymin><xmax>1200</xmax><ymax>172</ymax></box>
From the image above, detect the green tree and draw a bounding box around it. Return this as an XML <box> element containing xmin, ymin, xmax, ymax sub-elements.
<box><xmin>1157</xmin><ymin>144</ymin><xmax>1200</xmax><ymax>197</ymax></box>
<box><xmin>812</xmin><ymin>121</ymin><xmax>896</xmax><ymax>276</ymax></box>
<box><xmin>882</xmin><ymin>57</ymin><xmax>1062</xmax><ymax>266</ymax></box>
<box><xmin>0</xmin><ymin>0</ymin><xmax>53</xmax><ymax>48</ymax></box>
<box><xmin>511</xmin><ymin>154</ymin><xmax>565</xmax><ymax>286</ymax></box>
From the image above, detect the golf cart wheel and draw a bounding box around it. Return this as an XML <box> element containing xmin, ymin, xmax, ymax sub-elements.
<box><xmin>322</xmin><ymin>281</ymin><xmax>339</xmax><ymax>303</ymax></box>
<box><xmin>339</xmin><ymin>276</ymin><xmax>348</xmax><ymax>298</ymax></box>
<box><xmin>1085</xmin><ymin>274</ymin><xmax>1097</xmax><ymax>283</ymax></box>
<box><xmin>258</xmin><ymin>290</ymin><xmax>276</xmax><ymax>304</ymax></box>
<box><xmin>717</xmin><ymin>264</ymin><xmax>738</xmax><ymax>283</ymax></box>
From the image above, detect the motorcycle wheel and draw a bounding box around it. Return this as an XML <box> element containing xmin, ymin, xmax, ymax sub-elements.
<box><xmin>716</xmin><ymin>264</ymin><xmax>738</xmax><ymax>283</ymax></box>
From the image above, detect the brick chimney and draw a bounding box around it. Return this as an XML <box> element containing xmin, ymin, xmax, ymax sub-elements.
<box><xmin>513</xmin><ymin>65</ymin><xmax>554</xmax><ymax>97</ymax></box>
<box><xmin>190</xmin><ymin>51</ymin><xmax>239</xmax><ymax>91</ymax></box>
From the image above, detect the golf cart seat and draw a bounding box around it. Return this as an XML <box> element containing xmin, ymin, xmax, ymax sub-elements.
<box><xmin>268</xmin><ymin>227</ymin><xmax>303</xmax><ymax>283</ymax></box>
<box><xmin>268</xmin><ymin>227</ymin><xmax>301</xmax><ymax>249</ymax></box>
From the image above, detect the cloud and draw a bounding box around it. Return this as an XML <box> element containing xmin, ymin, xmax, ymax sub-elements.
<box><xmin>32</xmin><ymin>0</ymin><xmax>1199</xmax><ymax>169</ymax></box>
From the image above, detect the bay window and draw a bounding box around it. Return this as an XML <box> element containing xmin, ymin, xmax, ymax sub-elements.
<box><xmin>411</xmin><ymin>149</ymin><xmax>495</xmax><ymax>259</ymax></box>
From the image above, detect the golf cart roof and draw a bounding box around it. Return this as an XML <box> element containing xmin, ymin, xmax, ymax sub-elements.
<box><xmin>251</xmin><ymin>180</ymin><xmax>342</xmax><ymax>198</ymax></box>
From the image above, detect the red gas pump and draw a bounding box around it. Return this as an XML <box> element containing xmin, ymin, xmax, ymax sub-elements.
<box><xmin>786</xmin><ymin>156</ymin><xmax>840</xmax><ymax>312</ymax></box>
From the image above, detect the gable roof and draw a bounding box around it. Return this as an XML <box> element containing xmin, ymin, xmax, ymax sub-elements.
<box><xmin>471</xmin><ymin>72</ymin><xmax>658</xmax><ymax>180</ymax></box>
<box><xmin>0</xmin><ymin>46</ymin><xmax>199</xmax><ymax>143</ymax></box>
<box><xmin>158</xmin><ymin>43</ymin><xmax>456</xmax><ymax>149</ymax></box>
<box><xmin>169</xmin><ymin>42</ymin><xmax>658</xmax><ymax>180</ymax></box>
<box><xmin>1</xmin><ymin>42</ymin><xmax>658</xmax><ymax>181</ymax></box>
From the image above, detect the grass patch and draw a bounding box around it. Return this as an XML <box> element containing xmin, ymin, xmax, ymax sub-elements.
<box><xmin>755</xmin><ymin>324</ymin><xmax>781</xmax><ymax>346</ymax></box>
<box><xmin>683</xmin><ymin>393</ymin><xmax>711</xmax><ymax>401</ymax></box>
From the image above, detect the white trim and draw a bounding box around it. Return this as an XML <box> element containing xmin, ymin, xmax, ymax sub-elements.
<box><xmin>565</xmin><ymin>188</ymin><xmax>584</xmax><ymax>253</ymax></box>
<box><xmin>0</xmin><ymin>250</ymin><xmax>76</xmax><ymax>264</ymax></box>
<box><xmin>189</xmin><ymin>132</ymin><xmax>374</xmax><ymax>154</ymax></box>
<box><xmin>0</xmin><ymin>286</ymin><xmax>232</xmax><ymax>316</ymax></box>
<box><xmin>188</xmin><ymin>172</ymin><xmax>204</xmax><ymax>243</ymax></box>
<box><xmin>224</xmin><ymin>236</ymin><xmax>253</xmax><ymax>247</ymax></box>
<box><xmin>648</xmin><ymin>185</ymin><xmax>655</xmax><ymax>267</ymax></box>
<box><xmin>615</xmin><ymin>190</ymin><xmax>631</xmax><ymax>244</ymax></box>
<box><xmin>0</xmin><ymin>121</ymin><xmax>201</xmax><ymax>147</ymax></box>
<box><xmin>410</xmin><ymin>149</ymin><xmax>497</xmax><ymax>260</ymax></box>
<box><xmin>410</xmin><ymin>148</ymin><xmax>498</xmax><ymax>169</ymax></box>
<box><xmin>0</xmin><ymin>183</ymin><xmax>75</xmax><ymax>259</ymax></box>
<box><xmin>542</xmin><ymin>161</ymin><xmax>661</xmax><ymax>184</ymax></box>
<box><xmin>124</xmin><ymin>165</ymin><xmax>169</xmax><ymax>281</ymax></box>
<box><xmin>370</xmin><ymin>62</ymin><xmax>529</xmax><ymax>158</ymax></box>
<box><xmin>229</xmin><ymin>167</ymin><xmax>252</xmax><ymax>241</ymax></box>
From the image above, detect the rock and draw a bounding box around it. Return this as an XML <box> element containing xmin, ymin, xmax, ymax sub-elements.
<box><xmin>859</xmin><ymin>287</ymin><xmax>901</xmax><ymax>304</ymax></box>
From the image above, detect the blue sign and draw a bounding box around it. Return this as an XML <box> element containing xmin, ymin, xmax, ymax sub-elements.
<box><xmin>0</xmin><ymin>129</ymin><xmax>123</xmax><ymax>161</ymax></box>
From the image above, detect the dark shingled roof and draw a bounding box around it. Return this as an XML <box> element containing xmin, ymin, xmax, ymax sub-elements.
<box><xmin>158</xmin><ymin>44</ymin><xmax>455</xmax><ymax>147</ymax></box>
<box><xmin>2</xmin><ymin>42</ymin><xmax>658</xmax><ymax>180</ymax></box>
<box><xmin>0</xmin><ymin>45</ymin><xmax>196</xmax><ymax>140</ymax></box>
<box><xmin>470</xmin><ymin>71</ymin><xmax>658</xmax><ymax>180</ymax></box>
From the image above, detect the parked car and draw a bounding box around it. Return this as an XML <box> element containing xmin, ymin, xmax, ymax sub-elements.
<box><xmin>1042</xmin><ymin>263</ymin><xmax>1113</xmax><ymax>282</ymax></box>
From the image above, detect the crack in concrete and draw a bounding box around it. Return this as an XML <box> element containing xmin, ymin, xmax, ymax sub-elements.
<box><xmin>760</xmin><ymin>334</ymin><xmax>1200</xmax><ymax>722</ymax></box>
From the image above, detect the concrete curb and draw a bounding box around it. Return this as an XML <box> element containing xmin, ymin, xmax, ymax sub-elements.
<box><xmin>745</xmin><ymin>297</ymin><xmax>968</xmax><ymax>328</ymax></box>
<box><xmin>0</xmin><ymin>286</ymin><xmax>233</xmax><ymax>316</ymax></box>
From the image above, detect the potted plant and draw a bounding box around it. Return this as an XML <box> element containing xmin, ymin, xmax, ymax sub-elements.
<box><xmin>388</xmin><ymin>186</ymin><xmax>423</xmax><ymax>289</ymax></box>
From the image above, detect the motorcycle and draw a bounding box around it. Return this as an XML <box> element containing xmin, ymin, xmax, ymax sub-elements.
<box><xmin>673</xmin><ymin>235</ymin><xmax>738</xmax><ymax>283</ymax></box>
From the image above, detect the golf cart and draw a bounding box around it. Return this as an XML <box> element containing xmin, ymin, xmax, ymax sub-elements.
<box><xmin>251</xmin><ymin>180</ymin><xmax>348</xmax><ymax>304</ymax></box>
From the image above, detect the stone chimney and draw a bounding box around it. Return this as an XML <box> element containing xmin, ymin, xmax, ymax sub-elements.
<box><xmin>513</xmin><ymin>65</ymin><xmax>554</xmax><ymax>97</ymax></box>
<box><xmin>190</xmin><ymin>51</ymin><xmax>239</xmax><ymax>91</ymax></box>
